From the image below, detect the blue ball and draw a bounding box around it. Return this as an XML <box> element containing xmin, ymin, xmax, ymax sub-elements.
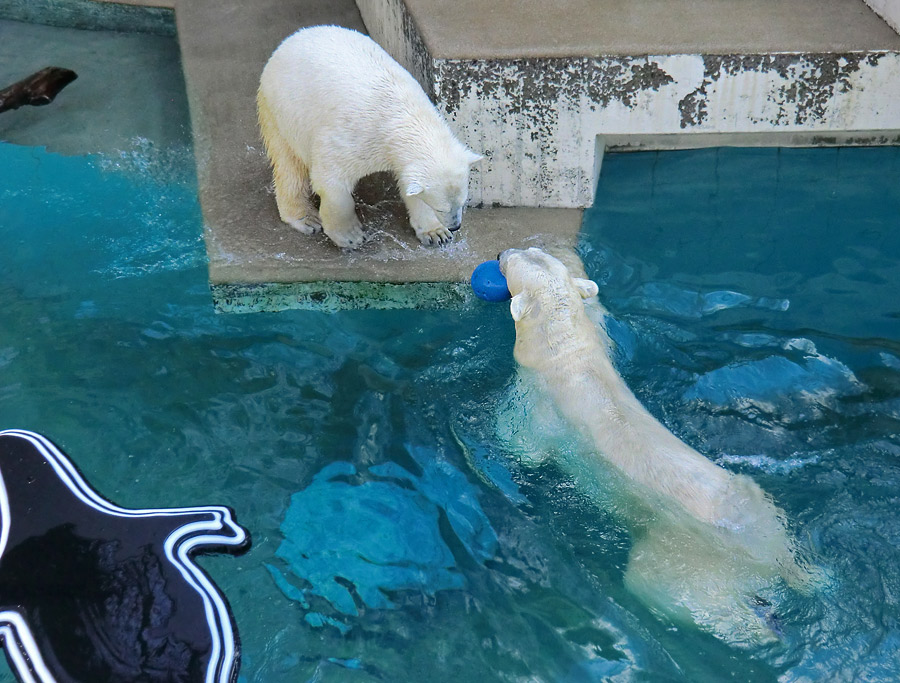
<box><xmin>471</xmin><ymin>260</ymin><xmax>511</xmax><ymax>302</ymax></box>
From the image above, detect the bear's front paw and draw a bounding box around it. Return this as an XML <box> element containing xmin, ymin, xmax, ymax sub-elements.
<box><xmin>325</xmin><ymin>220</ymin><xmax>367</xmax><ymax>249</ymax></box>
<box><xmin>417</xmin><ymin>225</ymin><xmax>453</xmax><ymax>247</ymax></box>
<box><xmin>284</xmin><ymin>214</ymin><xmax>323</xmax><ymax>235</ymax></box>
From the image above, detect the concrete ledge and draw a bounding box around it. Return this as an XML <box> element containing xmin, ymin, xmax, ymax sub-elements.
<box><xmin>205</xmin><ymin>186</ymin><xmax>581</xmax><ymax>310</ymax></box>
<box><xmin>207</xmin><ymin>201</ymin><xmax>581</xmax><ymax>312</ymax></box>
<box><xmin>206</xmin><ymin>200</ymin><xmax>582</xmax><ymax>313</ymax></box>
<box><xmin>396</xmin><ymin>0</ymin><xmax>900</xmax><ymax>58</ymax></box>
<box><xmin>212</xmin><ymin>281</ymin><xmax>471</xmax><ymax>314</ymax></box>
<box><xmin>0</xmin><ymin>0</ymin><xmax>175</xmax><ymax>34</ymax></box>
<box><xmin>602</xmin><ymin>130</ymin><xmax>900</xmax><ymax>153</ymax></box>
<box><xmin>358</xmin><ymin>0</ymin><xmax>900</xmax><ymax>209</ymax></box>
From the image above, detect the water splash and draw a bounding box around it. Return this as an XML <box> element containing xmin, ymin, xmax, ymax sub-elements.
<box><xmin>95</xmin><ymin>136</ymin><xmax>196</xmax><ymax>186</ymax></box>
<box><xmin>0</xmin><ymin>142</ymin><xmax>204</xmax><ymax>289</ymax></box>
<box><xmin>715</xmin><ymin>452</ymin><xmax>822</xmax><ymax>475</ymax></box>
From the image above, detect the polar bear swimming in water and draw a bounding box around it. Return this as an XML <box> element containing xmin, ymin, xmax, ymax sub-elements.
<box><xmin>497</xmin><ymin>246</ymin><xmax>821</xmax><ymax>645</ymax></box>
<box><xmin>257</xmin><ymin>25</ymin><xmax>482</xmax><ymax>249</ymax></box>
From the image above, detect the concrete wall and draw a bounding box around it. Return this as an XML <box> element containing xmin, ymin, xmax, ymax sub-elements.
<box><xmin>865</xmin><ymin>0</ymin><xmax>900</xmax><ymax>34</ymax></box>
<box><xmin>437</xmin><ymin>53</ymin><xmax>900</xmax><ymax>208</ymax></box>
<box><xmin>354</xmin><ymin>0</ymin><xmax>432</xmax><ymax>89</ymax></box>
<box><xmin>358</xmin><ymin>0</ymin><xmax>900</xmax><ymax>209</ymax></box>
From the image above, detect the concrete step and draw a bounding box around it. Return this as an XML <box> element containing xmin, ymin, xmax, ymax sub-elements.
<box><xmin>396</xmin><ymin>0</ymin><xmax>900</xmax><ymax>58</ymax></box>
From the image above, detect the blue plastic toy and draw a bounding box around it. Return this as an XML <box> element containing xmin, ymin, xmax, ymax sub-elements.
<box><xmin>471</xmin><ymin>260</ymin><xmax>511</xmax><ymax>302</ymax></box>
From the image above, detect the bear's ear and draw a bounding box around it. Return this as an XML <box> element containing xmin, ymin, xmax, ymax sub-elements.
<box><xmin>510</xmin><ymin>292</ymin><xmax>537</xmax><ymax>321</ymax></box>
<box><xmin>404</xmin><ymin>180</ymin><xmax>426</xmax><ymax>197</ymax></box>
<box><xmin>573</xmin><ymin>278</ymin><xmax>599</xmax><ymax>299</ymax></box>
<box><xmin>465</xmin><ymin>150</ymin><xmax>484</xmax><ymax>166</ymax></box>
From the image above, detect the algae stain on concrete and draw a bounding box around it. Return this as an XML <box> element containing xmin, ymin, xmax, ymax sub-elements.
<box><xmin>212</xmin><ymin>281</ymin><xmax>471</xmax><ymax>314</ymax></box>
<box><xmin>438</xmin><ymin>56</ymin><xmax>674</xmax><ymax>118</ymax></box>
<box><xmin>678</xmin><ymin>53</ymin><xmax>883</xmax><ymax>128</ymax></box>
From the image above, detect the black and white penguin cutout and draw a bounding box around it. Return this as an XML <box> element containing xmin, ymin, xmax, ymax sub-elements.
<box><xmin>0</xmin><ymin>429</ymin><xmax>250</xmax><ymax>683</ymax></box>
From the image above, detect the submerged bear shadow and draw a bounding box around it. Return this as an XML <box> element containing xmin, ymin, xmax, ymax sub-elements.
<box><xmin>0</xmin><ymin>430</ymin><xmax>250</xmax><ymax>683</ymax></box>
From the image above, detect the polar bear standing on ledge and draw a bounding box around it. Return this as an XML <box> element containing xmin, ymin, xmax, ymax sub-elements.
<box><xmin>257</xmin><ymin>25</ymin><xmax>482</xmax><ymax>249</ymax></box>
<box><xmin>498</xmin><ymin>247</ymin><xmax>820</xmax><ymax>645</ymax></box>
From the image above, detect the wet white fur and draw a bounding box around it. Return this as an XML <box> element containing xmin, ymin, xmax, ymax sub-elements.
<box><xmin>498</xmin><ymin>247</ymin><xmax>819</xmax><ymax>645</ymax></box>
<box><xmin>257</xmin><ymin>25</ymin><xmax>481</xmax><ymax>249</ymax></box>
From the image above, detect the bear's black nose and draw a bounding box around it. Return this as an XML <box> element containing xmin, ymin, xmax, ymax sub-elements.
<box><xmin>449</xmin><ymin>223</ymin><xmax>461</xmax><ymax>232</ymax></box>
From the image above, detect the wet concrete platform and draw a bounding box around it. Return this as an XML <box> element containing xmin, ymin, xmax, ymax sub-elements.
<box><xmin>172</xmin><ymin>0</ymin><xmax>581</xmax><ymax>313</ymax></box>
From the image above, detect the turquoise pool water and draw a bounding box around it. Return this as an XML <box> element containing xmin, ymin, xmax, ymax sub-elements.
<box><xmin>3</xmin><ymin>137</ymin><xmax>899</xmax><ymax>682</ymax></box>
<box><xmin>3</xmin><ymin>22</ymin><xmax>900</xmax><ymax>675</ymax></box>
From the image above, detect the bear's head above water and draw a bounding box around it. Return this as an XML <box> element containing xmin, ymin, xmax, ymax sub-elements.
<box><xmin>499</xmin><ymin>247</ymin><xmax>599</xmax><ymax>323</ymax></box>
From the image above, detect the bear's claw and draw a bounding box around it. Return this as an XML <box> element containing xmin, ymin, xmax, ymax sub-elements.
<box><xmin>326</xmin><ymin>223</ymin><xmax>367</xmax><ymax>249</ymax></box>
<box><xmin>284</xmin><ymin>215</ymin><xmax>323</xmax><ymax>235</ymax></box>
<box><xmin>417</xmin><ymin>226</ymin><xmax>453</xmax><ymax>247</ymax></box>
